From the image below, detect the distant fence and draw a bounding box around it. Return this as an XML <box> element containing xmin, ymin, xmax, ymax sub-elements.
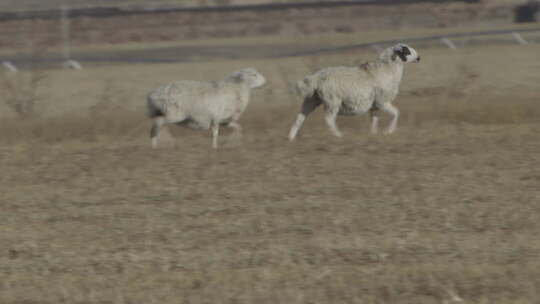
<box><xmin>283</xmin><ymin>27</ymin><xmax>540</xmax><ymax>57</ymax></box>
<box><xmin>0</xmin><ymin>0</ymin><xmax>479</xmax><ymax>21</ymax></box>
<box><xmin>2</xmin><ymin>25</ymin><xmax>538</xmax><ymax>72</ymax></box>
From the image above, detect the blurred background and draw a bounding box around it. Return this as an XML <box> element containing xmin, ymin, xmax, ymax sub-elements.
<box><xmin>1</xmin><ymin>0</ymin><xmax>539</xmax><ymax>68</ymax></box>
<box><xmin>1</xmin><ymin>1</ymin><xmax>540</xmax><ymax>304</ymax></box>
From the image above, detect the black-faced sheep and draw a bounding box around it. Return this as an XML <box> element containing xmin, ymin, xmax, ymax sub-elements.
<box><xmin>288</xmin><ymin>43</ymin><xmax>420</xmax><ymax>141</ymax></box>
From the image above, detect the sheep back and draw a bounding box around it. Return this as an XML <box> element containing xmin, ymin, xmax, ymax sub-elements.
<box><xmin>307</xmin><ymin>66</ymin><xmax>377</xmax><ymax>114</ymax></box>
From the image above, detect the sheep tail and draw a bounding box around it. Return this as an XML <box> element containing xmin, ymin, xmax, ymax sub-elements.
<box><xmin>296</xmin><ymin>75</ymin><xmax>318</xmax><ymax>99</ymax></box>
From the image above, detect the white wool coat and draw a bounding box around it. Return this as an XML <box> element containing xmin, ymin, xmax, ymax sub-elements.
<box><xmin>147</xmin><ymin>68</ymin><xmax>265</xmax><ymax>129</ymax></box>
<box><xmin>296</xmin><ymin>48</ymin><xmax>405</xmax><ymax>115</ymax></box>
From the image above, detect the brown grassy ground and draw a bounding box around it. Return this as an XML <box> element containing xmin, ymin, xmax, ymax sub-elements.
<box><xmin>1</xmin><ymin>40</ymin><xmax>540</xmax><ymax>303</ymax></box>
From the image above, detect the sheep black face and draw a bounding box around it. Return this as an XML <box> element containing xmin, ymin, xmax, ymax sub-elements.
<box><xmin>393</xmin><ymin>44</ymin><xmax>420</xmax><ymax>63</ymax></box>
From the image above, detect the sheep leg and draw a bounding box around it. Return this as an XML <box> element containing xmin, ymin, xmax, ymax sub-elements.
<box><xmin>150</xmin><ymin>116</ymin><xmax>165</xmax><ymax>149</ymax></box>
<box><xmin>288</xmin><ymin>97</ymin><xmax>321</xmax><ymax>141</ymax></box>
<box><xmin>369</xmin><ymin>106</ymin><xmax>380</xmax><ymax>134</ymax></box>
<box><xmin>381</xmin><ymin>103</ymin><xmax>399</xmax><ymax>134</ymax></box>
<box><xmin>324</xmin><ymin>107</ymin><xmax>343</xmax><ymax>138</ymax></box>
<box><xmin>227</xmin><ymin>121</ymin><xmax>242</xmax><ymax>138</ymax></box>
<box><xmin>211</xmin><ymin>123</ymin><xmax>220</xmax><ymax>149</ymax></box>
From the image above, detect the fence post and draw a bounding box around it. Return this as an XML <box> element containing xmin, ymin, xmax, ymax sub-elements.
<box><xmin>511</xmin><ymin>32</ymin><xmax>528</xmax><ymax>45</ymax></box>
<box><xmin>440</xmin><ymin>37</ymin><xmax>457</xmax><ymax>50</ymax></box>
<box><xmin>60</xmin><ymin>5</ymin><xmax>82</xmax><ymax>70</ymax></box>
<box><xmin>2</xmin><ymin>61</ymin><xmax>18</xmax><ymax>72</ymax></box>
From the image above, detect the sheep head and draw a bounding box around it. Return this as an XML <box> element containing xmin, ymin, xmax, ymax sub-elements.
<box><xmin>226</xmin><ymin>68</ymin><xmax>266</xmax><ymax>89</ymax></box>
<box><xmin>380</xmin><ymin>44</ymin><xmax>420</xmax><ymax>64</ymax></box>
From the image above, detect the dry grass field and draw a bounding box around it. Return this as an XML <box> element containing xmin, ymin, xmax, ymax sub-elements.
<box><xmin>1</xmin><ymin>32</ymin><xmax>540</xmax><ymax>303</ymax></box>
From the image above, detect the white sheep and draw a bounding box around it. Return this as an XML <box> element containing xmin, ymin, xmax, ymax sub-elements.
<box><xmin>288</xmin><ymin>43</ymin><xmax>420</xmax><ymax>141</ymax></box>
<box><xmin>147</xmin><ymin>67</ymin><xmax>266</xmax><ymax>149</ymax></box>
